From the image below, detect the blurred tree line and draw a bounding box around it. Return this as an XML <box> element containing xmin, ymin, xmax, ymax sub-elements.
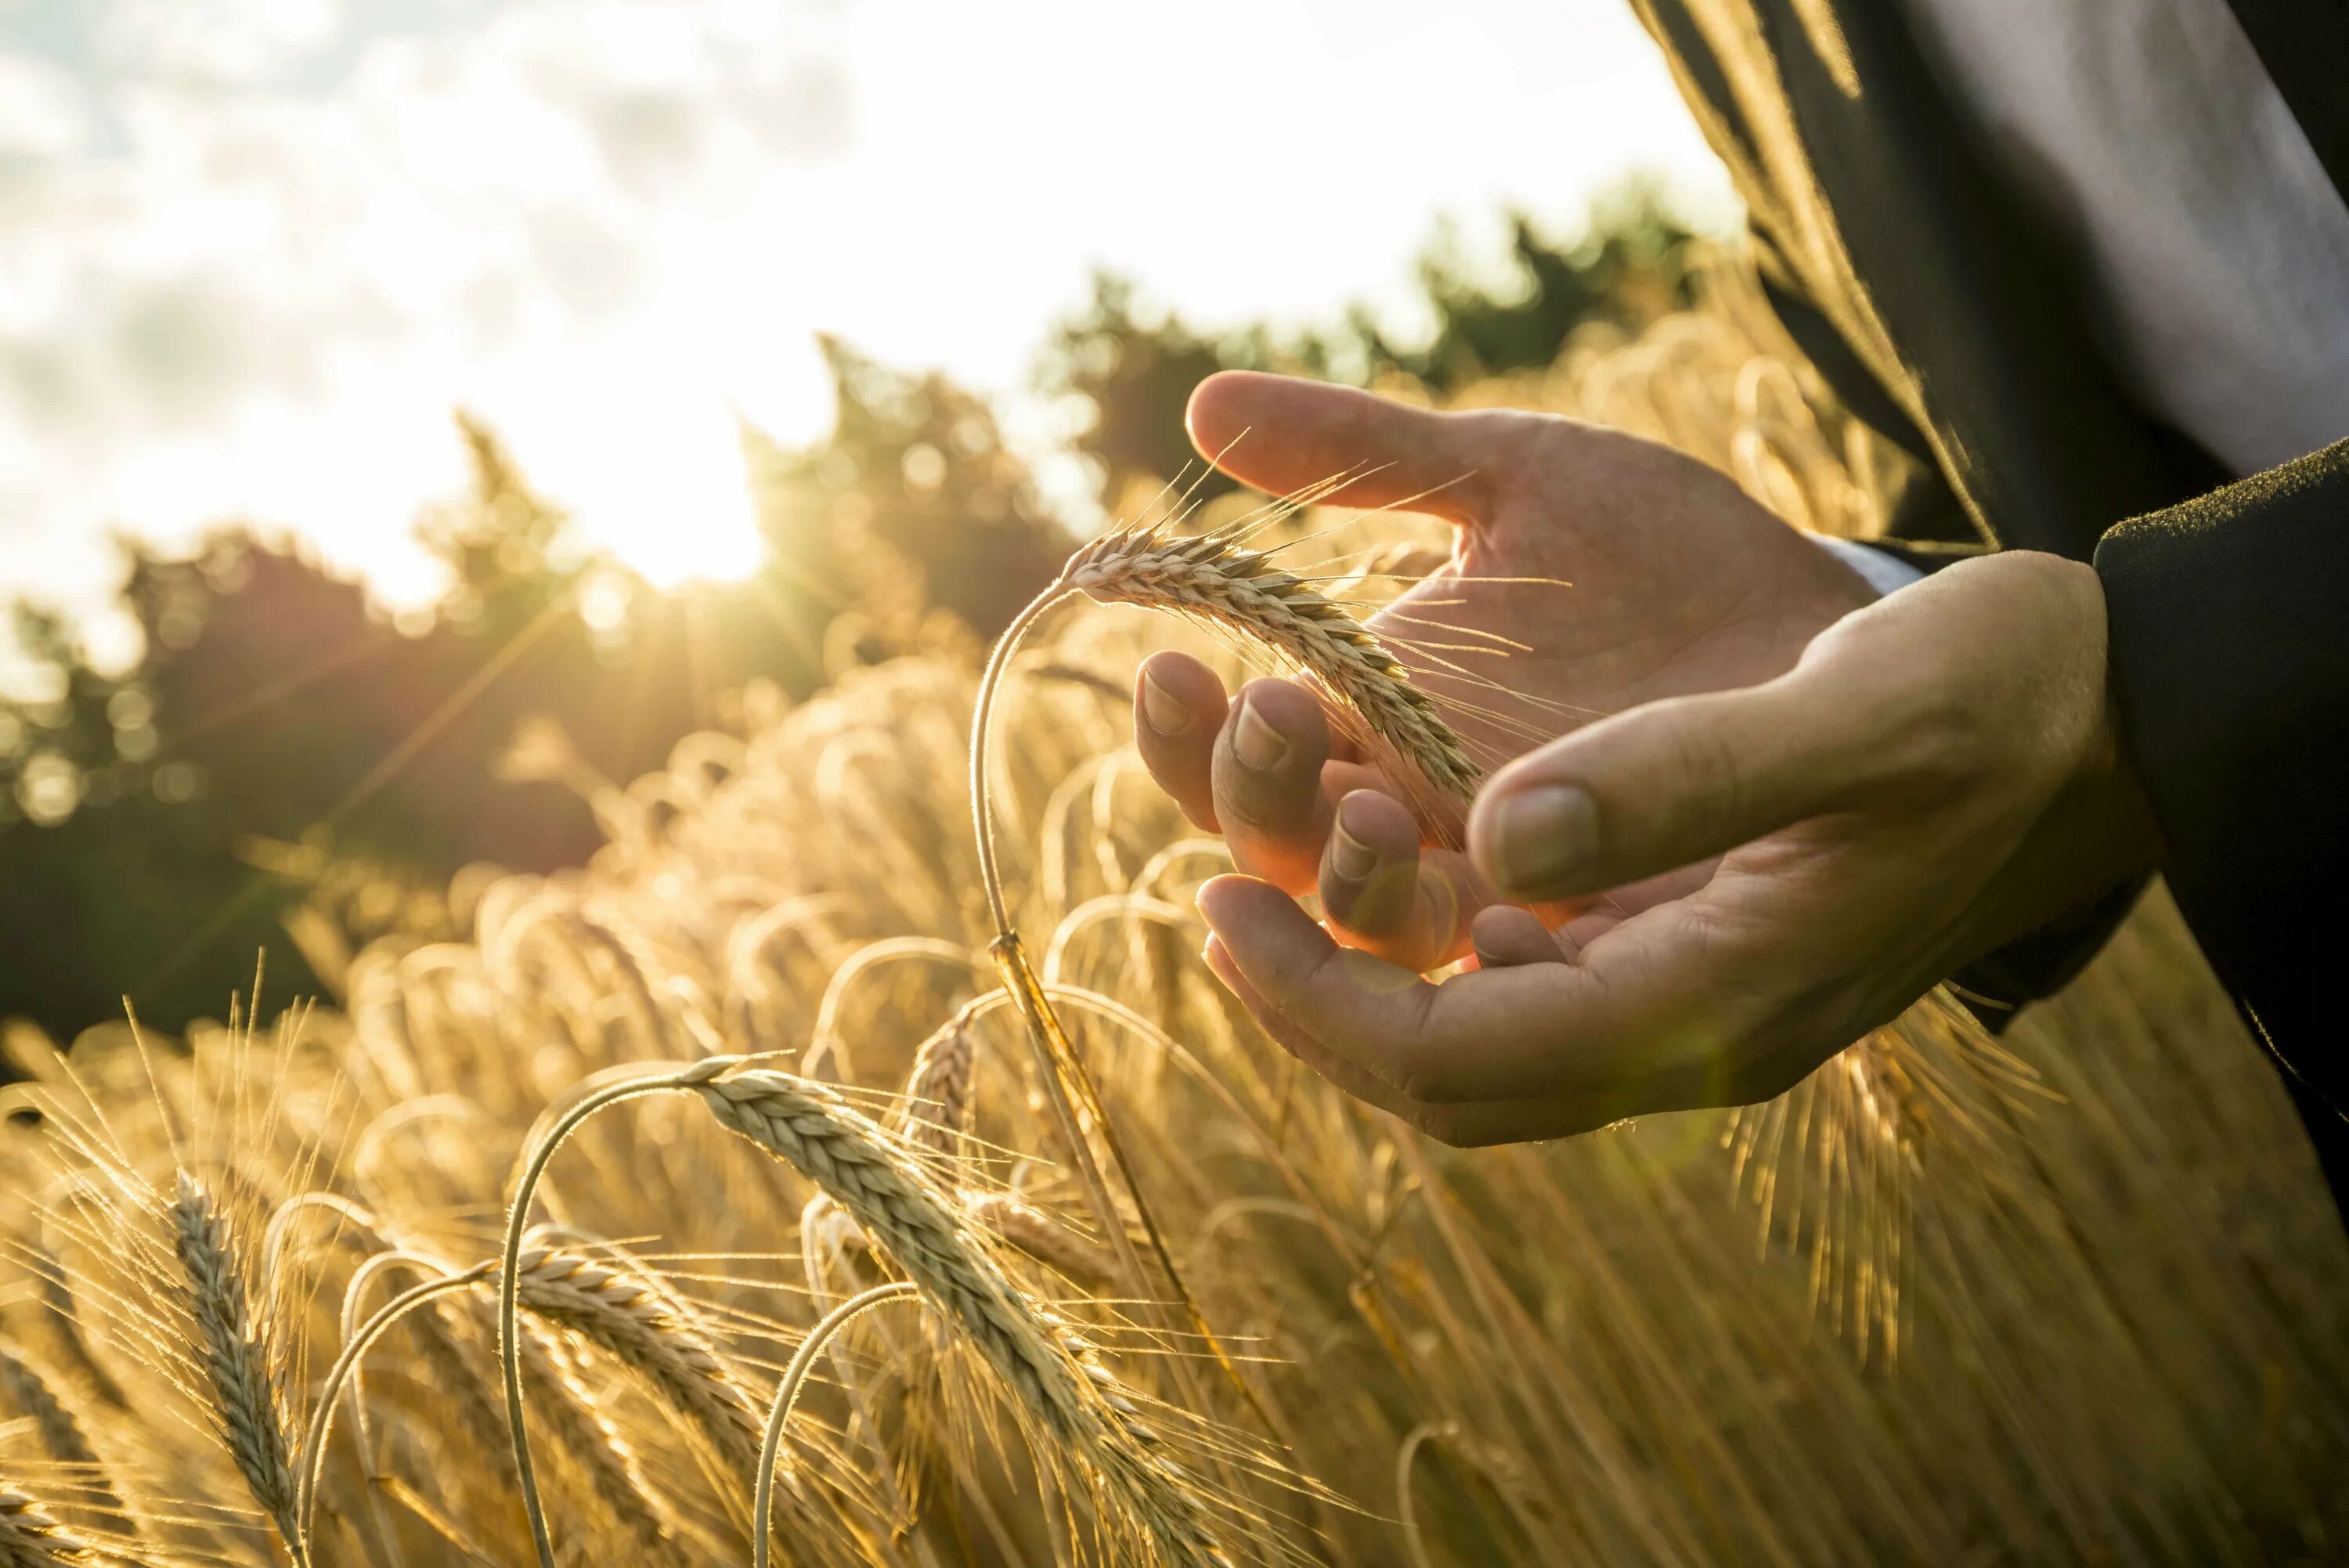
<box><xmin>0</xmin><ymin>189</ymin><xmax>1694</xmax><ymax>1047</ymax></box>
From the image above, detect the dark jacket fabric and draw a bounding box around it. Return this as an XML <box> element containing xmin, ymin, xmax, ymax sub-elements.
<box><xmin>1629</xmin><ymin>0</ymin><xmax>2349</xmax><ymax>1194</ymax></box>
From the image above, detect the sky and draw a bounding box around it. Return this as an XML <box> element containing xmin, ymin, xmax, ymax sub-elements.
<box><xmin>0</xmin><ymin>0</ymin><xmax>1730</xmax><ymax>663</ymax></box>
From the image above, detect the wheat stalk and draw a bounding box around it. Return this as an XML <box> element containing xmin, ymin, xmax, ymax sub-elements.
<box><xmin>971</xmin><ymin>536</ymin><xmax>1302</xmax><ymax>1447</ymax></box>
<box><xmin>0</xmin><ymin>1486</ymin><xmax>100</xmax><ymax>1568</ymax></box>
<box><xmin>754</xmin><ymin>1281</ymin><xmax>922</xmax><ymax>1568</ymax></box>
<box><xmin>694</xmin><ymin>1064</ymin><xmax>1229</xmax><ymax>1566</ymax></box>
<box><xmin>1059</xmin><ymin>521</ymin><xmax>1481</xmax><ymax>801</ymax></box>
<box><xmin>171</xmin><ymin>1172</ymin><xmax>305</xmax><ymax>1566</ymax></box>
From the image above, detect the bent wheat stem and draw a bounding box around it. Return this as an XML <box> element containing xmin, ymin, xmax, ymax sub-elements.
<box><xmin>296</xmin><ymin>1263</ymin><xmax>494</xmax><ymax>1547</ymax></box>
<box><xmin>972</xmin><ymin>568</ymin><xmax>1290</xmax><ymax>1440</ymax></box>
<box><xmin>753</xmin><ymin>1281</ymin><xmax>920</xmax><ymax>1568</ymax></box>
<box><xmin>498</xmin><ymin>1056</ymin><xmax>1226</xmax><ymax>1565</ymax></box>
<box><xmin>499</xmin><ymin>1060</ymin><xmax>732</xmax><ymax>1568</ymax></box>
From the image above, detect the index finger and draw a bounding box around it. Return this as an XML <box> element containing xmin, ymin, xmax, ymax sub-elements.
<box><xmin>1187</xmin><ymin>372</ymin><xmax>1515</xmax><ymax>526</ymax></box>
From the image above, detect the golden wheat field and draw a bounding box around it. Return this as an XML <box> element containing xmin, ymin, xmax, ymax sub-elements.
<box><xmin>2</xmin><ymin>258</ymin><xmax>2344</xmax><ymax>1568</ymax></box>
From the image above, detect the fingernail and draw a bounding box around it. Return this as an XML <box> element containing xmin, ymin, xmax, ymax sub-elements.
<box><xmin>1489</xmin><ymin>784</ymin><xmax>1597</xmax><ymax>892</ymax></box>
<box><xmin>1139</xmin><ymin>671</ymin><xmax>1190</xmax><ymax>736</ymax></box>
<box><xmin>1232</xmin><ymin>696</ymin><xmax>1286</xmax><ymax>771</ymax></box>
<box><xmin>1330</xmin><ymin>820</ymin><xmax>1377</xmax><ymax>881</ymax></box>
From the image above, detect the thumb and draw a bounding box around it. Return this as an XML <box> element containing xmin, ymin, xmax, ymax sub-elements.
<box><xmin>1185</xmin><ymin>370</ymin><xmax>1517</xmax><ymax>526</ymax></box>
<box><xmin>1467</xmin><ymin>659</ymin><xmax>1908</xmax><ymax>901</ymax></box>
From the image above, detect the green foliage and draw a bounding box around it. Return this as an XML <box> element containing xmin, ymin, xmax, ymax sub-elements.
<box><xmin>0</xmin><ymin>431</ymin><xmax>813</xmax><ymax>1043</ymax></box>
<box><xmin>1387</xmin><ymin>186</ymin><xmax>1696</xmax><ymax>388</ymax></box>
<box><xmin>1041</xmin><ymin>186</ymin><xmax>1695</xmax><ymax>506</ymax></box>
<box><xmin>752</xmin><ymin>337</ymin><xmax>1071</xmax><ymax>648</ymax></box>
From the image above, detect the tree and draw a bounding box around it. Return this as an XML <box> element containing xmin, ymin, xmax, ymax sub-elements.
<box><xmin>1040</xmin><ymin>185</ymin><xmax>1698</xmax><ymax>506</ymax></box>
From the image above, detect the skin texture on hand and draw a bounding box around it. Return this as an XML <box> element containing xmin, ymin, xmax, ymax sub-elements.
<box><xmin>1139</xmin><ymin>370</ymin><xmax>1879</xmax><ymax>970</ymax></box>
<box><xmin>1146</xmin><ymin>371</ymin><xmax>2161</xmax><ymax>1146</ymax></box>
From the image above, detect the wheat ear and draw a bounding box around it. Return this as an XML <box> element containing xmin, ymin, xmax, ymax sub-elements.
<box><xmin>408</xmin><ymin>1296</ymin><xmax>525</xmax><ymax>1480</ymax></box>
<box><xmin>511</xmin><ymin>1240</ymin><xmax>763</xmax><ymax>1470</ymax></box>
<box><xmin>0</xmin><ymin>1351</ymin><xmax>103</xmax><ymax>1488</ymax></box>
<box><xmin>695</xmin><ymin>1065</ymin><xmax>1228</xmax><ymax>1566</ymax></box>
<box><xmin>170</xmin><ymin>1173</ymin><xmax>305</xmax><ymax>1566</ymax></box>
<box><xmin>894</xmin><ymin>1008</ymin><xmax>976</xmax><ymax>1155</ymax></box>
<box><xmin>1060</xmin><ymin>521</ymin><xmax>1480</xmax><ymax>800</ymax></box>
<box><xmin>495</xmin><ymin>1065</ymin><xmax>875</xmax><ymax>1568</ymax></box>
<box><xmin>20</xmin><ymin>1260</ymin><xmax>125</xmax><ymax>1415</ymax></box>
<box><xmin>509</xmin><ymin>1060</ymin><xmax>1225</xmax><ymax>1564</ymax></box>
<box><xmin>0</xmin><ymin>1485</ymin><xmax>102</xmax><ymax>1568</ymax></box>
<box><xmin>508</xmin><ymin>1313</ymin><xmax>675</xmax><ymax>1554</ymax></box>
<box><xmin>962</xmin><ymin>1191</ymin><xmax>1116</xmax><ymax>1287</ymax></box>
<box><xmin>0</xmin><ymin>1350</ymin><xmax>124</xmax><ymax>1537</ymax></box>
<box><xmin>410</xmin><ymin>1282</ymin><xmax>672</xmax><ymax>1552</ymax></box>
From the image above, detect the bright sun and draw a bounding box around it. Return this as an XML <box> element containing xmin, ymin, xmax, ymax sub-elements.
<box><xmin>472</xmin><ymin>315</ymin><xmax>835</xmax><ymax>593</ymax></box>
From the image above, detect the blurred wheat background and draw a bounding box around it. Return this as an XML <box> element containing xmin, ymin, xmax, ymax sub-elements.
<box><xmin>1</xmin><ymin>248</ymin><xmax>2343</xmax><ymax>1566</ymax></box>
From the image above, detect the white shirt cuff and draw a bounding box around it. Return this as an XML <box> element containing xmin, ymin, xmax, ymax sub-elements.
<box><xmin>1811</xmin><ymin>534</ymin><xmax>1927</xmax><ymax>598</ymax></box>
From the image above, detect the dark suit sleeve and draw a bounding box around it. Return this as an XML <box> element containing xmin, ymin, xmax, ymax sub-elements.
<box><xmin>2095</xmin><ymin>438</ymin><xmax>2349</xmax><ymax>1122</ymax></box>
<box><xmin>1752</xmin><ymin>256</ymin><xmax>2148</xmax><ymax>1018</ymax></box>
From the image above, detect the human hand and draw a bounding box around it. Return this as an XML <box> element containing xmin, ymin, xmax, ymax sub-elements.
<box><xmin>1139</xmin><ymin>373</ymin><xmax>2161</xmax><ymax>1144</ymax></box>
<box><xmin>1138</xmin><ymin>369</ymin><xmax>1881</xmax><ymax>975</ymax></box>
<box><xmin>1193</xmin><ymin>545</ymin><xmax>2162</xmax><ymax>1145</ymax></box>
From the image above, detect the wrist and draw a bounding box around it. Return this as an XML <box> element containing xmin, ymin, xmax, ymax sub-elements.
<box><xmin>2091</xmin><ymin>680</ymin><xmax>2169</xmax><ymax>878</ymax></box>
<box><xmin>2043</xmin><ymin>554</ymin><xmax>2169</xmax><ymax>893</ymax></box>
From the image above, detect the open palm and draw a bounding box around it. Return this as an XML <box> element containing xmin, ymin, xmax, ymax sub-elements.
<box><xmin>1144</xmin><ymin>373</ymin><xmax>2150</xmax><ymax>1148</ymax></box>
<box><xmin>1137</xmin><ymin>370</ymin><xmax>1877</xmax><ymax>973</ymax></box>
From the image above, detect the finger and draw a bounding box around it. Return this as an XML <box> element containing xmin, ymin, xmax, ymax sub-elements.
<box><xmin>1203</xmin><ymin>934</ymin><xmax>1416</xmax><ymax>1115</ymax></box>
<box><xmin>1551</xmin><ymin>906</ymin><xmax>1628</xmax><ymax>961</ymax></box>
<box><xmin>1211</xmin><ymin>678</ymin><xmax>1338</xmax><ymax>893</ymax></box>
<box><xmin>1319</xmin><ymin>790</ymin><xmax>1479</xmax><ymax>971</ymax></box>
<box><xmin>1467</xmin><ymin>649</ymin><xmax>1910</xmax><ymax>902</ymax></box>
<box><xmin>1205</xmin><ymin>933</ymin><xmax>1624</xmax><ymax>1146</ymax></box>
<box><xmin>1134</xmin><ymin>651</ymin><xmax>1229</xmax><ymax>832</ymax></box>
<box><xmin>1198</xmin><ymin>874</ymin><xmax>1789</xmax><ymax>1109</ymax></box>
<box><xmin>1185</xmin><ymin>370</ymin><xmax>1518</xmax><ymax>525</ymax></box>
<box><xmin>1196</xmin><ymin>874</ymin><xmax>1587</xmax><ymax>1104</ymax></box>
<box><xmin>1468</xmin><ymin>905</ymin><xmax>1565</xmax><ymax>968</ymax></box>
